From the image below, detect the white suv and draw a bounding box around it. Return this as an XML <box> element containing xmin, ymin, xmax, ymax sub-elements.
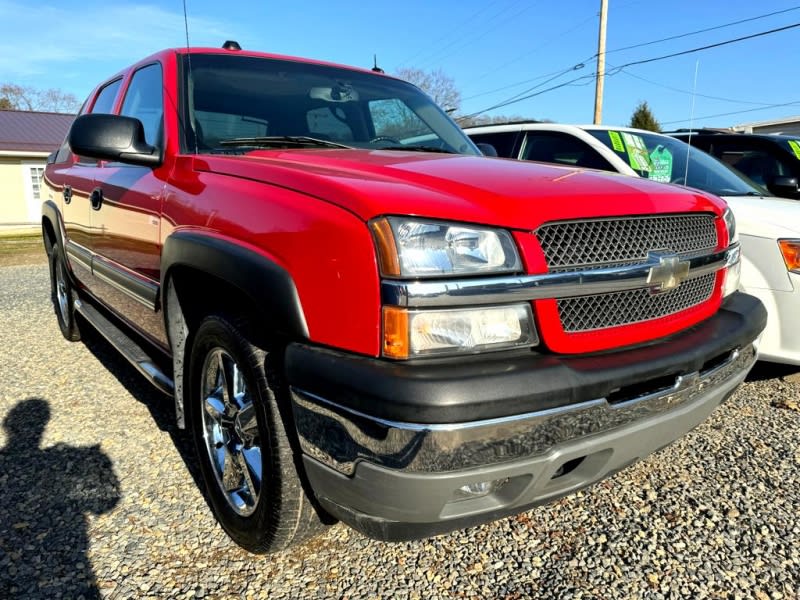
<box><xmin>465</xmin><ymin>122</ymin><xmax>800</xmax><ymax>366</ymax></box>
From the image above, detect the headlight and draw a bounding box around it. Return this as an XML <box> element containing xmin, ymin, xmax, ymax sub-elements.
<box><xmin>372</xmin><ymin>217</ymin><xmax>521</xmax><ymax>278</ymax></box>
<box><xmin>383</xmin><ymin>304</ymin><xmax>537</xmax><ymax>359</ymax></box>
<box><xmin>722</xmin><ymin>244</ymin><xmax>741</xmax><ymax>298</ymax></box>
<box><xmin>778</xmin><ymin>239</ymin><xmax>800</xmax><ymax>273</ymax></box>
<box><xmin>723</xmin><ymin>207</ymin><xmax>738</xmax><ymax>246</ymax></box>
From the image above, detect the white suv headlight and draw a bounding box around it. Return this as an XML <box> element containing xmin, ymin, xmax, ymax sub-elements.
<box><xmin>723</xmin><ymin>207</ymin><xmax>738</xmax><ymax>246</ymax></box>
<box><xmin>372</xmin><ymin>217</ymin><xmax>521</xmax><ymax>278</ymax></box>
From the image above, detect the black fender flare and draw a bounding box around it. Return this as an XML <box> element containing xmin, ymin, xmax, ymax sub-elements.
<box><xmin>160</xmin><ymin>231</ymin><xmax>310</xmax><ymax>340</ymax></box>
<box><xmin>41</xmin><ymin>199</ymin><xmax>65</xmax><ymax>255</ymax></box>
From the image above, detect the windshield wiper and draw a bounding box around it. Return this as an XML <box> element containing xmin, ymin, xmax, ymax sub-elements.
<box><xmin>218</xmin><ymin>136</ymin><xmax>353</xmax><ymax>149</ymax></box>
<box><xmin>376</xmin><ymin>145</ymin><xmax>455</xmax><ymax>154</ymax></box>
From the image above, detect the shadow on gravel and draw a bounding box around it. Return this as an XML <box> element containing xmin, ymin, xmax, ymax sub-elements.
<box><xmin>78</xmin><ymin>325</ymin><xmax>209</xmax><ymax>510</ymax></box>
<box><xmin>746</xmin><ymin>360</ymin><xmax>800</xmax><ymax>382</ymax></box>
<box><xmin>0</xmin><ymin>398</ymin><xmax>120</xmax><ymax>599</ymax></box>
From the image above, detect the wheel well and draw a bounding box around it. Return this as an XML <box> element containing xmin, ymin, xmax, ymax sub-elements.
<box><xmin>42</xmin><ymin>217</ymin><xmax>56</xmax><ymax>256</ymax></box>
<box><xmin>166</xmin><ymin>266</ymin><xmax>278</xmax><ymax>350</ymax></box>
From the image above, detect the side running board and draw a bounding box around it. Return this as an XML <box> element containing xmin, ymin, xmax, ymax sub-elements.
<box><xmin>75</xmin><ymin>299</ymin><xmax>174</xmax><ymax>396</ymax></box>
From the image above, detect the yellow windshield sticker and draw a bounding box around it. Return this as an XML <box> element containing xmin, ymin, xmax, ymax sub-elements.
<box><xmin>788</xmin><ymin>140</ymin><xmax>800</xmax><ymax>160</ymax></box>
<box><xmin>649</xmin><ymin>146</ymin><xmax>673</xmax><ymax>183</ymax></box>
<box><xmin>608</xmin><ymin>131</ymin><xmax>625</xmax><ymax>152</ymax></box>
<box><xmin>621</xmin><ymin>132</ymin><xmax>653</xmax><ymax>172</ymax></box>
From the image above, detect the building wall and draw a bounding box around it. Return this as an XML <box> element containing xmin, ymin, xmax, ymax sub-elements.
<box><xmin>0</xmin><ymin>154</ymin><xmax>48</xmax><ymax>231</ymax></box>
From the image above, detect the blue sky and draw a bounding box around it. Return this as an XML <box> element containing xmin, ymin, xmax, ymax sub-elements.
<box><xmin>1</xmin><ymin>0</ymin><xmax>798</xmax><ymax>128</ymax></box>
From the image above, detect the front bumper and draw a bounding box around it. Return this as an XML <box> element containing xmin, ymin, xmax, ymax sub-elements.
<box><xmin>286</xmin><ymin>292</ymin><xmax>765</xmax><ymax>541</ymax></box>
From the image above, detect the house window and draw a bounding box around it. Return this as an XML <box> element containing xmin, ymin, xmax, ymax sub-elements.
<box><xmin>29</xmin><ymin>166</ymin><xmax>45</xmax><ymax>201</ymax></box>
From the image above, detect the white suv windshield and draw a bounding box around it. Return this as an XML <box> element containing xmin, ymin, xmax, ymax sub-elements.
<box><xmin>182</xmin><ymin>54</ymin><xmax>479</xmax><ymax>156</ymax></box>
<box><xmin>588</xmin><ymin>129</ymin><xmax>768</xmax><ymax>197</ymax></box>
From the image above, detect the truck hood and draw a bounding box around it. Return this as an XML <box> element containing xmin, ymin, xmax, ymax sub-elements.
<box><xmin>194</xmin><ymin>149</ymin><xmax>725</xmax><ymax>229</ymax></box>
<box><xmin>721</xmin><ymin>194</ymin><xmax>800</xmax><ymax>238</ymax></box>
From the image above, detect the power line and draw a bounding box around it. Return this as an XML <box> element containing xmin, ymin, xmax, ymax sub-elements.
<box><xmin>614</xmin><ymin>67</ymin><xmax>776</xmax><ymax>107</ymax></box>
<box><xmin>461</xmin><ymin>19</ymin><xmax>800</xmax><ymax>119</ymax></box>
<box><xmin>460</xmin><ymin>6</ymin><xmax>800</xmax><ymax>112</ymax></box>
<box><xmin>397</xmin><ymin>1</ymin><xmax>501</xmax><ymax>67</ymax></box>
<box><xmin>661</xmin><ymin>100</ymin><xmax>800</xmax><ymax>126</ymax></box>
<box><xmin>456</xmin><ymin>72</ymin><xmax>597</xmax><ymax>120</ymax></box>
<box><xmin>605</xmin><ymin>5</ymin><xmax>800</xmax><ymax>55</ymax></box>
<box><xmin>417</xmin><ymin>0</ymin><xmax>538</xmax><ymax>70</ymax></box>
<box><xmin>607</xmin><ymin>21</ymin><xmax>800</xmax><ymax>73</ymax></box>
<box><xmin>463</xmin><ymin>13</ymin><xmax>598</xmax><ymax>89</ymax></box>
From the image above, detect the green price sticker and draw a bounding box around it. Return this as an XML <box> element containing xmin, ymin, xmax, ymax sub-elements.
<box><xmin>621</xmin><ymin>133</ymin><xmax>653</xmax><ymax>172</ymax></box>
<box><xmin>649</xmin><ymin>146</ymin><xmax>673</xmax><ymax>183</ymax></box>
<box><xmin>788</xmin><ymin>140</ymin><xmax>800</xmax><ymax>160</ymax></box>
<box><xmin>608</xmin><ymin>131</ymin><xmax>625</xmax><ymax>152</ymax></box>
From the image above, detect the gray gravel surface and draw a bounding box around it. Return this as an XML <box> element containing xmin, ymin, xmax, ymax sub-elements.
<box><xmin>1</xmin><ymin>262</ymin><xmax>798</xmax><ymax>599</ymax></box>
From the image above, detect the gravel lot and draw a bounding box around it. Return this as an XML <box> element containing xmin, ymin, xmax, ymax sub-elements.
<box><xmin>1</xmin><ymin>255</ymin><xmax>799</xmax><ymax>599</ymax></box>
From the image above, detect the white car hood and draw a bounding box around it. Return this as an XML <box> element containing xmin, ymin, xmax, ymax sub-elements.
<box><xmin>721</xmin><ymin>195</ymin><xmax>800</xmax><ymax>239</ymax></box>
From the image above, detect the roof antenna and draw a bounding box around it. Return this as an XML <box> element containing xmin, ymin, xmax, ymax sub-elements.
<box><xmin>372</xmin><ymin>54</ymin><xmax>384</xmax><ymax>74</ymax></box>
<box><xmin>183</xmin><ymin>0</ymin><xmax>198</xmax><ymax>154</ymax></box>
<box><xmin>684</xmin><ymin>60</ymin><xmax>700</xmax><ymax>186</ymax></box>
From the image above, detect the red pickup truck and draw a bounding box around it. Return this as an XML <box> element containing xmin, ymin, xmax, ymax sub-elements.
<box><xmin>42</xmin><ymin>44</ymin><xmax>765</xmax><ymax>553</ymax></box>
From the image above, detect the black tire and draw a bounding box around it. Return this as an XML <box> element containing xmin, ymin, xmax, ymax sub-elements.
<box><xmin>186</xmin><ymin>315</ymin><xmax>327</xmax><ymax>553</ymax></box>
<box><xmin>49</xmin><ymin>243</ymin><xmax>81</xmax><ymax>342</ymax></box>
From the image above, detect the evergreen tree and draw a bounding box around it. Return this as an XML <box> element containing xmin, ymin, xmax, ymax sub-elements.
<box><xmin>629</xmin><ymin>101</ymin><xmax>661</xmax><ymax>132</ymax></box>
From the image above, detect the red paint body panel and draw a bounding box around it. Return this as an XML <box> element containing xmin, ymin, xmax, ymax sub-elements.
<box><xmin>163</xmin><ymin>162</ymin><xmax>382</xmax><ymax>355</ymax></box>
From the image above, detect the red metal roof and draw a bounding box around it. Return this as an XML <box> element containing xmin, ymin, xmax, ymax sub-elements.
<box><xmin>0</xmin><ymin>110</ymin><xmax>74</xmax><ymax>153</ymax></box>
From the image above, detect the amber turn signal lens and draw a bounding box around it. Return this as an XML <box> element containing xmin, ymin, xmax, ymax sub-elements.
<box><xmin>371</xmin><ymin>218</ymin><xmax>401</xmax><ymax>276</ymax></box>
<box><xmin>779</xmin><ymin>239</ymin><xmax>800</xmax><ymax>272</ymax></box>
<box><xmin>382</xmin><ymin>306</ymin><xmax>409</xmax><ymax>359</ymax></box>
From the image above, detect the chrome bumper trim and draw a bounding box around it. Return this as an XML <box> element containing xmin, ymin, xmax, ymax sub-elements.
<box><xmin>290</xmin><ymin>344</ymin><xmax>755</xmax><ymax>475</ymax></box>
<box><xmin>382</xmin><ymin>245</ymin><xmax>737</xmax><ymax>308</ymax></box>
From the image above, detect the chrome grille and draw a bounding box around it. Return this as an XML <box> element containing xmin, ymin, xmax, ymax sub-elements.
<box><xmin>536</xmin><ymin>214</ymin><xmax>718</xmax><ymax>272</ymax></box>
<box><xmin>558</xmin><ymin>272</ymin><xmax>716</xmax><ymax>332</ymax></box>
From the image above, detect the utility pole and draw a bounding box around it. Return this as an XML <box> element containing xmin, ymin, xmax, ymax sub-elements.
<box><xmin>593</xmin><ymin>0</ymin><xmax>608</xmax><ymax>124</ymax></box>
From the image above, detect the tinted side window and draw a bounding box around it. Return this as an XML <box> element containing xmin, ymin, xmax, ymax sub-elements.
<box><xmin>120</xmin><ymin>64</ymin><xmax>163</xmax><ymax>146</ymax></box>
<box><xmin>522</xmin><ymin>132</ymin><xmax>614</xmax><ymax>171</ymax></box>
<box><xmin>91</xmin><ymin>79</ymin><xmax>123</xmax><ymax>114</ymax></box>
<box><xmin>714</xmin><ymin>146</ymin><xmax>792</xmax><ymax>186</ymax></box>
<box><xmin>467</xmin><ymin>132</ymin><xmax>520</xmax><ymax>158</ymax></box>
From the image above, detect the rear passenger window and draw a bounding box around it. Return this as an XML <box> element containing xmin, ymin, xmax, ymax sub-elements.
<box><xmin>120</xmin><ymin>64</ymin><xmax>163</xmax><ymax>147</ymax></box>
<box><xmin>91</xmin><ymin>79</ymin><xmax>122</xmax><ymax>114</ymax></box>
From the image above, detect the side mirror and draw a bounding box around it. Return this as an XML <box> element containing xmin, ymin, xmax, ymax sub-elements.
<box><xmin>767</xmin><ymin>176</ymin><xmax>800</xmax><ymax>198</ymax></box>
<box><xmin>68</xmin><ymin>113</ymin><xmax>161</xmax><ymax>167</ymax></box>
<box><xmin>475</xmin><ymin>142</ymin><xmax>498</xmax><ymax>157</ymax></box>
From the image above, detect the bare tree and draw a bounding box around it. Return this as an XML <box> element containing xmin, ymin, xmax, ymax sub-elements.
<box><xmin>0</xmin><ymin>83</ymin><xmax>80</xmax><ymax>113</ymax></box>
<box><xmin>395</xmin><ymin>68</ymin><xmax>462</xmax><ymax>113</ymax></box>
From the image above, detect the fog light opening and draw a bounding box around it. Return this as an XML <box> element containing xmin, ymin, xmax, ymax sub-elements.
<box><xmin>452</xmin><ymin>478</ymin><xmax>509</xmax><ymax>502</ymax></box>
<box><xmin>550</xmin><ymin>456</ymin><xmax>586</xmax><ymax>480</ymax></box>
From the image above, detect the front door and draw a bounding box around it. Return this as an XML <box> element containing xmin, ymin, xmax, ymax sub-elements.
<box><xmin>89</xmin><ymin>63</ymin><xmax>167</xmax><ymax>346</ymax></box>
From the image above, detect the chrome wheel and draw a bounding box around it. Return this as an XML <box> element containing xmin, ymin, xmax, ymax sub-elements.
<box><xmin>55</xmin><ymin>255</ymin><xmax>70</xmax><ymax>325</ymax></box>
<box><xmin>200</xmin><ymin>348</ymin><xmax>263</xmax><ymax>517</ymax></box>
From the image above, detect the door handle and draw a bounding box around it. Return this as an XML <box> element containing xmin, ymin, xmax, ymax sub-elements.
<box><xmin>90</xmin><ymin>187</ymin><xmax>103</xmax><ymax>211</ymax></box>
<box><xmin>63</xmin><ymin>185</ymin><xmax>72</xmax><ymax>204</ymax></box>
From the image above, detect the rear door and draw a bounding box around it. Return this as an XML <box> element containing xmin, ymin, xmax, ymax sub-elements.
<box><xmin>50</xmin><ymin>79</ymin><xmax>123</xmax><ymax>287</ymax></box>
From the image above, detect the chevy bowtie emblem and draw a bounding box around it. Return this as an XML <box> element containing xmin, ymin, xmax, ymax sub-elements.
<box><xmin>646</xmin><ymin>252</ymin><xmax>690</xmax><ymax>291</ymax></box>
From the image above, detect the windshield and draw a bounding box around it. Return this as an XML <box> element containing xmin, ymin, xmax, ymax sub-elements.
<box><xmin>181</xmin><ymin>54</ymin><xmax>479</xmax><ymax>156</ymax></box>
<box><xmin>587</xmin><ymin>129</ymin><xmax>769</xmax><ymax>197</ymax></box>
